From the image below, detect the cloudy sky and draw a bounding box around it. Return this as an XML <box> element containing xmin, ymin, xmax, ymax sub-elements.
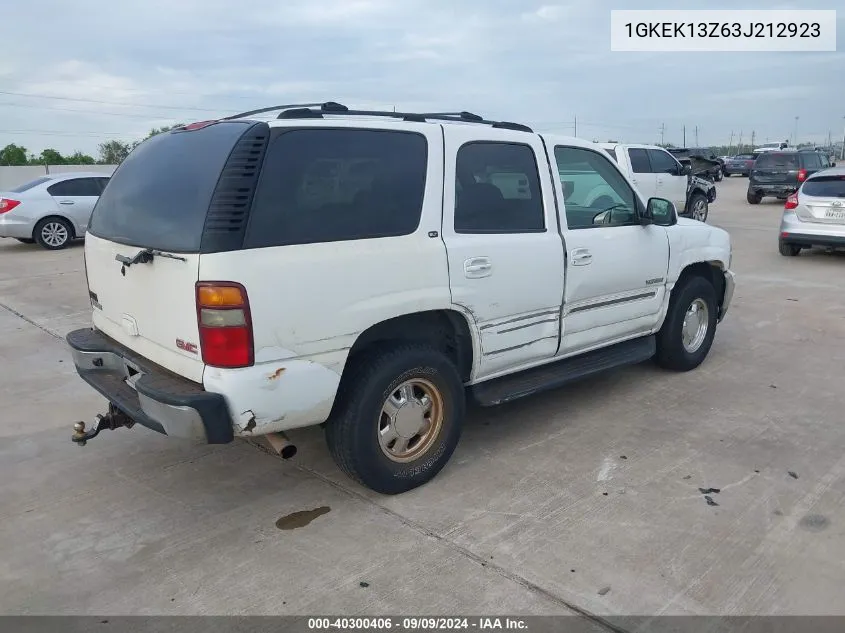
<box><xmin>2</xmin><ymin>0</ymin><xmax>843</xmax><ymax>157</ymax></box>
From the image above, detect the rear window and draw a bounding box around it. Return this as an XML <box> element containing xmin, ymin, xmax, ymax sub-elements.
<box><xmin>802</xmin><ymin>176</ymin><xmax>845</xmax><ymax>198</ymax></box>
<box><xmin>755</xmin><ymin>153</ymin><xmax>798</xmax><ymax>168</ymax></box>
<box><xmin>244</xmin><ymin>129</ymin><xmax>428</xmax><ymax>248</ymax></box>
<box><xmin>10</xmin><ymin>176</ymin><xmax>52</xmax><ymax>193</ymax></box>
<box><xmin>88</xmin><ymin>121</ymin><xmax>253</xmax><ymax>252</ymax></box>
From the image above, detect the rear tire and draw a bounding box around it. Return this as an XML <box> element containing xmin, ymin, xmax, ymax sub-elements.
<box><xmin>15</xmin><ymin>238</ymin><xmax>35</xmax><ymax>244</ymax></box>
<box><xmin>34</xmin><ymin>217</ymin><xmax>73</xmax><ymax>250</ymax></box>
<box><xmin>746</xmin><ymin>190</ymin><xmax>762</xmax><ymax>205</ymax></box>
<box><xmin>326</xmin><ymin>344</ymin><xmax>465</xmax><ymax>495</ymax></box>
<box><xmin>714</xmin><ymin>169</ymin><xmax>723</xmax><ymax>182</ymax></box>
<box><xmin>779</xmin><ymin>241</ymin><xmax>801</xmax><ymax>257</ymax></box>
<box><xmin>656</xmin><ymin>276</ymin><xmax>718</xmax><ymax>372</ymax></box>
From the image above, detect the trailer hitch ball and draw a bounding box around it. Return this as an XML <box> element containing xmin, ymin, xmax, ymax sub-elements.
<box><xmin>73</xmin><ymin>422</ymin><xmax>89</xmax><ymax>446</ymax></box>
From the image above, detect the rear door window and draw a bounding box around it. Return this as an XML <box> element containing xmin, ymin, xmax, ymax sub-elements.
<box><xmin>627</xmin><ymin>149</ymin><xmax>651</xmax><ymax>173</ymax></box>
<box><xmin>47</xmin><ymin>178</ymin><xmax>102</xmax><ymax>197</ymax></box>
<box><xmin>802</xmin><ymin>153</ymin><xmax>822</xmax><ymax>170</ymax></box>
<box><xmin>647</xmin><ymin>149</ymin><xmax>680</xmax><ymax>174</ymax></box>
<box><xmin>802</xmin><ymin>176</ymin><xmax>845</xmax><ymax>197</ymax></box>
<box><xmin>245</xmin><ymin>129</ymin><xmax>428</xmax><ymax>248</ymax></box>
<box><xmin>88</xmin><ymin>120</ymin><xmax>256</xmax><ymax>252</ymax></box>
<box><xmin>756</xmin><ymin>153</ymin><xmax>799</xmax><ymax>168</ymax></box>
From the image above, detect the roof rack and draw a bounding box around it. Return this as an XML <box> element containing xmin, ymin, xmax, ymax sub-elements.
<box><xmin>223</xmin><ymin>101</ymin><xmax>533</xmax><ymax>133</ymax></box>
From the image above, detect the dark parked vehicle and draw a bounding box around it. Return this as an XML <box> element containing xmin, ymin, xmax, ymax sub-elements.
<box><xmin>668</xmin><ymin>147</ymin><xmax>723</xmax><ymax>181</ymax></box>
<box><xmin>747</xmin><ymin>151</ymin><xmax>835</xmax><ymax>204</ymax></box>
<box><xmin>723</xmin><ymin>153</ymin><xmax>759</xmax><ymax>177</ymax></box>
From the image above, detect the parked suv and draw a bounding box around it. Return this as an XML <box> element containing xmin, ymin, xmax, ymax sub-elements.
<box><xmin>747</xmin><ymin>150</ymin><xmax>832</xmax><ymax>204</ymax></box>
<box><xmin>779</xmin><ymin>166</ymin><xmax>845</xmax><ymax>256</ymax></box>
<box><xmin>66</xmin><ymin>103</ymin><xmax>735</xmax><ymax>495</ymax></box>
<box><xmin>723</xmin><ymin>153</ymin><xmax>759</xmax><ymax>177</ymax></box>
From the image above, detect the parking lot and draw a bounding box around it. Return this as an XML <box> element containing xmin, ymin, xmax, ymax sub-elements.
<box><xmin>2</xmin><ymin>176</ymin><xmax>844</xmax><ymax>620</ymax></box>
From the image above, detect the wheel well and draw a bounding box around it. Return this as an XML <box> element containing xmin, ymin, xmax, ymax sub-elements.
<box><xmin>33</xmin><ymin>215</ymin><xmax>76</xmax><ymax>240</ymax></box>
<box><xmin>346</xmin><ymin>310</ymin><xmax>474</xmax><ymax>382</ymax></box>
<box><xmin>676</xmin><ymin>261</ymin><xmax>726</xmax><ymax>311</ymax></box>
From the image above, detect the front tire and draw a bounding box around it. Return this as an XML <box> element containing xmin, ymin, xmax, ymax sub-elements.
<box><xmin>656</xmin><ymin>276</ymin><xmax>718</xmax><ymax>372</ymax></box>
<box><xmin>688</xmin><ymin>193</ymin><xmax>708</xmax><ymax>222</ymax></box>
<box><xmin>779</xmin><ymin>241</ymin><xmax>801</xmax><ymax>257</ymax></box>
<box><xmin>326</xmin><ymin>344</ymin><xmax>465</xmax><ymax>494</ymax></box>
<box><xmin>714</xmin><ymin>169</ymin><xmax>723</xmax><ymax>182</ymax></box>
<box><xmin>34</xmin><ymin>217</ymin><xmax>73</xmax><ymax>250</ymax></box>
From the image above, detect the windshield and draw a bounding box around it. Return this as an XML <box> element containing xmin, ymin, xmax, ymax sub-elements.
<box><xmin>802</xmin><ymin>176</ymin><xmax>845</xmax><ymax>198</ymax></box>
<box><xmin>9</xmin><ymin>176</ymin><xmax>52</xmax><ymax>193</ymax></box>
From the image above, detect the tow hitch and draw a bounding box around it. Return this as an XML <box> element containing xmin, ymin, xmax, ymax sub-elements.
<box><xmin>72</xmin><ymin>404</ymin><xmax>135</xmax><ymax>446</ymax></box>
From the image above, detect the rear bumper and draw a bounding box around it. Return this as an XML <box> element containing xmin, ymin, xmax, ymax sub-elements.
<box><xmin>750</xmin><ymin>183</ymin><xmax>797</xmax><ymax>197</ymax></box>
<box><xmin>779</xmin><ymin>213</ymin><xmax>845</xmax><ymax>248</ymax></box>
<box><xmin>0</xmin><ymin>215</ymin><xmax>35</xmax><ymax>239</ymax></box>
<box><xmin>66</xmin><ymin>328</ymin><xmax>234</xmax><ymax>444</ymax></box>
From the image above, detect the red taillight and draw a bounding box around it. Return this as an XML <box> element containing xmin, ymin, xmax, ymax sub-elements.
<box><xmin>0</xmin><ymin>198</ymin><xmax>21</xmax><ymax>214</ymax></box>
<box><xmin>784</xmin><ymin>193</ymin><xmax>799</xmax><ymax>210</ymax></box>
<box><xmin>195</xmin><ymin>282</ymin><xmax>253</xmax><ymax>368</ymax></box>
<box><xmin>797</xmin><ymin>168</ymin><xmax>807</xmax><ymax>182</ymax></box>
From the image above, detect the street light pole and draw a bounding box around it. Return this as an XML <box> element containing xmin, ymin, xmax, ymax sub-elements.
<box><xmin>793</xmin><ymin>116</ymin><xmax>799</xmax><ymax>147</ymax></box>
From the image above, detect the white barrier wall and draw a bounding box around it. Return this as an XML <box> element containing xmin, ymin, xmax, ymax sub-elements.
<box><xmin>0</xmin><ymin>165</ymin><xmax>117</xmax><ymax>191</ymax></box>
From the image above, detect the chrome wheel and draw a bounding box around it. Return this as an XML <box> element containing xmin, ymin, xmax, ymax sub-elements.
<box><xmin>691</xmin><ymin>198</ymin><xmax>708</xmax><ymax>222</ymax></box>
<box><xmin>378</xmin><ymin>378</ymin><xmax>444</xmax><ymax>463</ymax></box>
<box><xmin>40</xmin><ymin>221</ymin><xmax>69</xmax><ymax>247</ymax></box>
<box><xmin>682</xmin><ymin>299</ymin><xmax>709</xmax><ymax>353</ymax></box>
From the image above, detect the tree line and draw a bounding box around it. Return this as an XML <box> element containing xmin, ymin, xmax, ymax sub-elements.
<box><xmin>0</xmin><ymin>125</ymin><xmax>183</xmax><ymax>167</ymax></box>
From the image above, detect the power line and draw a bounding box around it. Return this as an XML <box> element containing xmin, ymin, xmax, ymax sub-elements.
<box><xmin>0</xmin><ymin>101</ymin><xmax>184</xmax><ymax>121</ymax></box>
<box><xmin>0</xmin><ymin>89</ymin><xmax>236</xmax><ymax>113</ymax></box>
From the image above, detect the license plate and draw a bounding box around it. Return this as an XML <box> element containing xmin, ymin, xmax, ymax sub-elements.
<box><xmin>824</xmin><ymin>209</ymin><xmax>845</xmax><ymax>220</ymax></box>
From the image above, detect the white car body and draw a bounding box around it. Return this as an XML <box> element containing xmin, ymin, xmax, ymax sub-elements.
<box><xmin>599</xmin><ymin>143</ymin><xmax>690</xmax><ymax>213</ymax></box>
<box><xmin>67</xmin><ymin>109</ymin><xmax>735</xmax><ymax>492</ymax></box>
<box><xmin>0</xmin><ymin>171</ymin><xmax>110</xmax><ymax>248</ymax></box>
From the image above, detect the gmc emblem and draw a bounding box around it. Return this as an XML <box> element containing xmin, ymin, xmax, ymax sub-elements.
<box><xmin>176</xmin><ymin>339</ymin><xmax>198</xmax><ymax>354</ymax></box>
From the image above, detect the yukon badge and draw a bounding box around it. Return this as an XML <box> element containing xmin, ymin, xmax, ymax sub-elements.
<box><xmin>176</xmin><ymin>339</ymin><xmax>198</xmax><ymax>354</ymax></box>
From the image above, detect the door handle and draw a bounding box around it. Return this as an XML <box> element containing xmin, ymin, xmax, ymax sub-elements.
<box><xmin>570</xmin><ymin>248</ymin><xmax>592</xmax><ymax>266</ymax></box>
<box><xmin>59</xmin><ymin>200</ymin><xmax>75</xmax><ymax>205</ymax></box>
<box><xmin>464</xmin><ymin>257</ymin><xmax>492</xmax><ymax>278</ymax></box>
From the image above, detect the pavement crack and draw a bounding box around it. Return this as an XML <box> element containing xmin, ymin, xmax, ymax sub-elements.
<box><xmin>0</xmin><ymin>301</ymin><xmax>62</xmax><ymax>340</ymax></box>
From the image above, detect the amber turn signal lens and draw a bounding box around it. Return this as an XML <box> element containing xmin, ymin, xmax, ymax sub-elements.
<box><xmin>197</xmin><ymin>285</ymin><xmax>244</xmax><ymax>307</ymax></box>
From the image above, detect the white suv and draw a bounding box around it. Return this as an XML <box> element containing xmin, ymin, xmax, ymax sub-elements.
<box><xmin>67</xmin><ymin>102</ymin><xmax>735</xmax><ymax>494</ymax></box>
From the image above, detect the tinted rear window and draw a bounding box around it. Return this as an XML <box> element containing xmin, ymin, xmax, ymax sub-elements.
<box><xmin>88</xmin><ymin>121</ymin><xmax>252</xmax><ymax>252</ymax></box>
<box><xmin>802</xmin><ymin>176</ymin><xmax>845</xmax><ymax>198</ymax></box>
<box><xmin>10</xmin><ymin>176</ymin><xmax>52</xmax><ymax>193</ymax></box>
<box><xmin>755</xmin><ymin>153</ymin><xmax>798</xmax><ymax>168</ymax></box>
<box><xmin>245</xmin><ymin>129</ymin><xmax>427</xmax><ymax>248</ymax></box>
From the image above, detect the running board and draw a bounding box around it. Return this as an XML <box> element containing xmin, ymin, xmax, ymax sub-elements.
<box><xmin>470</xmin><ymin>335</ymin><xmax>656</xmax><ymax>407</ymax></box>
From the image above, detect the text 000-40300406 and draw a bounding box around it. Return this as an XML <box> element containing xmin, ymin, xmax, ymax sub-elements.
<box><xmin>610</xmin><ymin>9</ymin><xmax>837</xmax><ymax>52</ymax></box>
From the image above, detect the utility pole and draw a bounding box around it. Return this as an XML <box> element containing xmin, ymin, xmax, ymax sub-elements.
<box><xmin>827</xmin><ymin>130</ymin><xmax>832</xmax><ymax>151</ymax></box>
<box><xmin>683</xmin><ymin>125</ymin><xmax>686</xmax><ymax>146</ymax></box>
<box><xmin>841</xmin><ymin>116</ymin><xmax>845</xmax><ymax>160</ymax></box>
<box><xmin>659</xmin><ymin>122</ymin><xmax>665</xmax><ymax>146</ymax></box>
<box><xmin>574</xmin><ymin>115</ymin><xmax>577</xmax><ymax>137</ymax></box>
<box><xmin>793</xmin><ymin>116</ymin><xmax>799</xmax><ymax>147</ymax></box>
<box><xmin>738</xmin><ymin>130</ymin><xmax>743</xmax><ymax>153</ymax></box>
<box><xmin>695</xmin><ymin>125</ymin><xmax>699</xmax><ymax>146</ymax></box>
<box><xmin>729</xmin><ymin>131</ymin><xmax>734</xmax><ymax>153</ymax></box>
<box><xmin>750</xmin><ymin>130</ymin><xmax>756</xmax><ymax>150</ymax></box>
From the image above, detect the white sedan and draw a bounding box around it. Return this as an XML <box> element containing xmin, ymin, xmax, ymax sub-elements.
<box><xmin>0</xmin><ymin>171</ymin><xmax>111</xmax><ymax>249</ymax></box>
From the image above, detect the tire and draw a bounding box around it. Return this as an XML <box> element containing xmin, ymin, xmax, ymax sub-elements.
<box><xmin>325</xmin><ymin>344</ymin><xmax>465</xmax><ymax>495</ymax></box>
<box><xmin>34</xmin><ymin>217</ymin><xmax>73</xmax><ymax>250</ymax></box>
<box><xmin>746</xmin><ymin>190</ymin><xmax>762</xmax><ymax>205</ymax></box>
<box><xmin>714</xmin><ymin>169</ymin><xmax>723</xmax><ymax>182</ymax></box>
<box><xmin>688</xmin><ymin>193</ymin><xmax>708</xmax><ymax>222</ymax></box>
<box><xmin>15</xmin><ymin>238</ymin><xmax>35</xmax><ymax>244</ymax></box>
<box><xmin>779</xmin><ymin>240</ymin><xmax>801</xmax><ymax>257</ymax></box>
<box><xmin>655</xmin><ymin>275</ymin><xmax>718</xmax><ymax>372</ymax></box>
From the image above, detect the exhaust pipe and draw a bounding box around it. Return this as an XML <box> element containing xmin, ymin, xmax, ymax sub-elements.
<box><xmin>265</xmin><ymin>432</ymin><xmax>297</xmax><ymax>459</ymax></box>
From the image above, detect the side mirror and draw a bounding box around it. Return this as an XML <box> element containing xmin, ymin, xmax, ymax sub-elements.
<box><xmin>832</xmin><ymin>162</ymin><xmax>837</xmax><ymax>167</ymax></box>
<box><xmin>645</xmin><ymin>197</ymin><xmax>677</xmax><ymax>227</ymax></box>
<box><xmin>681</xmin><ymin>164</ymin><xmax>692</xmax><ymax>176</ymax></box>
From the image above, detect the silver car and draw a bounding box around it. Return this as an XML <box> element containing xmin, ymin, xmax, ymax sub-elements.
<box><xmin>779</xmin><ymin>166</ymin><xmax>845</xmax><ymax>256</ymax></box>
<box><xmin>0</xmin><ymin>172</ymin><xmax>110</xmax><ymax>250</ymax></box>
